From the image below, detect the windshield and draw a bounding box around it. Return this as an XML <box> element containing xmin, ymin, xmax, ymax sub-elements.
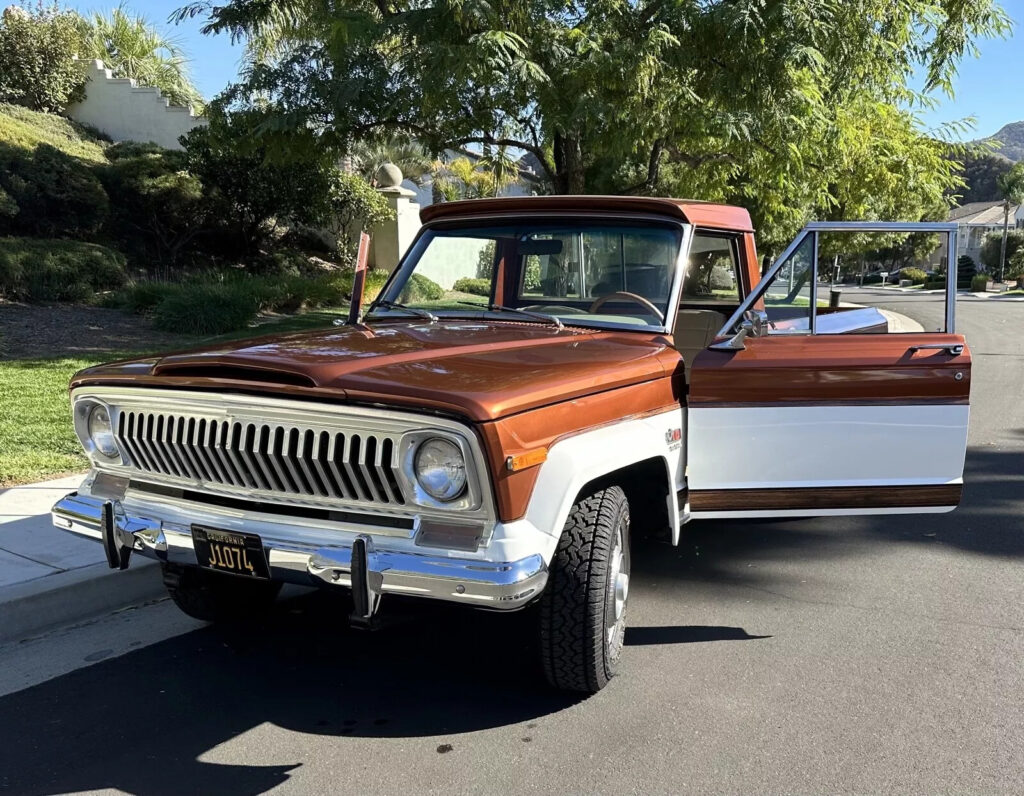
<box><xmin>372</xmin><ymin>221</ymin><xmax>684</xmax><ymax>330</ymax></box>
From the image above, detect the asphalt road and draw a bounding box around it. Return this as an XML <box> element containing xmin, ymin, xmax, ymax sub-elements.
<box><xmin>1</xmin><ymin>297</ymin><xmax>1022</xmax><ymax>795</ymax></box>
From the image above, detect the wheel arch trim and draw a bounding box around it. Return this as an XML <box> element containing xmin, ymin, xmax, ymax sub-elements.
<box><xmin>522</xmin><ymin>409</ymin><xmax>684</xmax><ymax>550</ymax></box>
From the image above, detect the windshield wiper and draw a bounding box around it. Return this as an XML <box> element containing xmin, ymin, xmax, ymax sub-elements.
<box><xmin>368</xmin><ymin>299</ymin><xmax>438</xmax><ymax>322</ymax></box>
<box><xmin>457</xmin><ymin>301</ymin><xmax>564</xmax><ymax>330</ymax></box>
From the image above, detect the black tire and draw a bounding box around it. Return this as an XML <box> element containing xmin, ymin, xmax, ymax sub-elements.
<box><xmin>161</xmin><ymin>562</ymin><xmax>281</xmax><ymax>623</ymax></box>
<box><xmin>539</xmin><ymin>485</ymin><xmax>631</xmax><ymax>693</ymax></box>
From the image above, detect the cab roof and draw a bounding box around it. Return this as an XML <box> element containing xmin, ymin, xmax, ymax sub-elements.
<box><xmin>419</xmin><ymin>195</ymin><xmax>754</xmax><ymax>233</ymax></box>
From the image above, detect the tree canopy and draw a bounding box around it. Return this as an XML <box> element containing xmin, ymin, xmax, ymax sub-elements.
<box><xmin>176</xmin><ymin>0</ymin><xmax>1010</xmax><ymax>248</ymax></box>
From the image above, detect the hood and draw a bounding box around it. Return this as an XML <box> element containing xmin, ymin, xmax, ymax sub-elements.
<box><xmin>72</xmin><ymin>320</ymin><xmax>678</xmax><ymax>421</ymax></box>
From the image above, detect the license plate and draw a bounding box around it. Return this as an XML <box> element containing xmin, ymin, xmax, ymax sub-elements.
<box><xmin>191</xmin><ymin>526</ymin><xmax>270</xmax><ymax>579</ymax></box>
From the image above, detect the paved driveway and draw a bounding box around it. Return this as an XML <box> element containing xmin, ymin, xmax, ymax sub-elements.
<box><xmin>0</xmin><ymin>298</ymin><xmax>1021</xmax><ymax>794</ymax></box>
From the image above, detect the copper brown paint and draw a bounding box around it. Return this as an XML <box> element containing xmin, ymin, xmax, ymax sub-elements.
<box><xmin>73</xmin><ymin>322</ymin><xmax>678</xmax><ymax>422</ymax></box>
<box><xmin>689</xmin><ymin>334</ymin><xmax>972</xmax><ymax>405</ymax></box>
<box><xmin>420</xmin><ymin>195</ymin><xmax>756</xmax><ymax>232</ymax></box>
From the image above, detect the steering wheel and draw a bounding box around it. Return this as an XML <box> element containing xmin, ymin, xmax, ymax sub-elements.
<box><xmin>588</xmin><ymin>291</ymin><xmax>665</xmax><ymax>323</ymax></box>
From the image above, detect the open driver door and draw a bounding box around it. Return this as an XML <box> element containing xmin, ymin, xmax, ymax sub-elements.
<box><xmin>686</xmin><ymin>221</ymin><xmax>970</xmax><ymax>518</ymax></box>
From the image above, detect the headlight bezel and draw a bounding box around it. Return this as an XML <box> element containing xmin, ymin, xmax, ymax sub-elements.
<box><xmin>72</xmin><ymin>398</ymin><xmax>123</xmax><ymax>464</ymax></box>
<box><xmin>413</xmin><ymin>437</ymin><xmax>468</xmax><ymax>502</ymax></box>
<box><xmin>400</xmin><ymin>430</ymin><xmax>481</xmax><ymax>510</ymax></box>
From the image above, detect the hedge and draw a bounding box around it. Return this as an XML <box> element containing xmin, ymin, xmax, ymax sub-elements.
<box><xmin>0</xmin><ymin>237</ymin><xmax>126</xmax><ymax>301</ymax></box>
<box><xmin>399</xmin><ymin>273</ymin><xmax>444</xmax><ymax>302</ymax></box>
<box><xmin>901</xmin><ymin>267</ymin><xmax>927</xmax><ymax>285</ymax></box>
<box><xmin>452</xmin><ymin>277</ymin><xmax>491</xmax><ymax>296</ymax></box>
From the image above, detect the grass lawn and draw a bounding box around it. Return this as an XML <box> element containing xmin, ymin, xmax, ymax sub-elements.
<box><xmin>0</xmin><ymin>310</ymin><xmax>345</xmax><ymax>488</ymax></box>
<box><xmin>0</xmin><ymin>354</ymin><xmax>137</xmax><ymax>486</ymax></box>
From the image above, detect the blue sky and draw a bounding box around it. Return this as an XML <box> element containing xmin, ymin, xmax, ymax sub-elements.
<box><xmin>67</xmin><ymin>0</ymin><xmax>1023</xmax><ymax>140</ymax></box>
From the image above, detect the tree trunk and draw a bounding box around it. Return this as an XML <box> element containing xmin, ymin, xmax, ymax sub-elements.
<box><xmin>552</xmin><ymin>131</ymin><xmax>585</xmax><ymax>194</ymax></box>
<box><xmin>999</xmin><ymin>199</ymin><xmax>1010</xmax><ymax>282</ymax></box>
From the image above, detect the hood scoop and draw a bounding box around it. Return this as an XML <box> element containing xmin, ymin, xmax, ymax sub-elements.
<box><xmin>152</xmin><ymin>363</ymin><xmax>317</xmax><ymax>388</ymax></box>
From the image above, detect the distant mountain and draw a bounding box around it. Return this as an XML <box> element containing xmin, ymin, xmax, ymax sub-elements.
<box><xmin>974</xmin><ymin>121</ymin><xmax>1024</xmax><ymax>162</ymax></box>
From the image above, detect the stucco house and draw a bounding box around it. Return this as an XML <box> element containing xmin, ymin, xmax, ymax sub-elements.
<box><xmin>947</xmin><ymin>201</ymin><xmax>1023</xmax><ymax>267</ymax></box>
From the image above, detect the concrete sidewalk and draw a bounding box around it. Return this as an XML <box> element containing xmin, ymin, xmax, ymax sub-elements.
<box><xmin>0</xmin><ymin>474</ymin><xmax>162</xmax><ymax>643</ymax></box>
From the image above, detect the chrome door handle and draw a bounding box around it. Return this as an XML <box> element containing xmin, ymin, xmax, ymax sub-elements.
<box><xmin>909</xmin><ymin>343</ymin><xmax>964</xmax><ymax>356</ymax></box>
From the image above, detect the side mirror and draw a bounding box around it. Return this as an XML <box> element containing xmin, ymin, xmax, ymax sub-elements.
<box><xmin>709</xmin><ymin>309</ymin><xmax>770</xmax><ymax>351</ymax></box>
<box><xmin>742</xmin><ymin>309</ymin><xmax>770</xmax><ymax>337</ymax></box>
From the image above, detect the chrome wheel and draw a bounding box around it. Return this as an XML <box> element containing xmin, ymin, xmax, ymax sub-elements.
<box><xmin>605</xmin><ymin>512</ymin><xmax>630</xmax><ymax>658</ymax></box>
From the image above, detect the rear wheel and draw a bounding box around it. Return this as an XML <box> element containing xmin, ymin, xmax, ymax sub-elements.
<box><xmin>161</xmin><ymin>562</ymin><xmax>281</xmax><ymax>623</ymax></box>
<box><xmin>539</xmin><ymin>485</ymin><xmax>631</xmax><ymax>693</ymax></box>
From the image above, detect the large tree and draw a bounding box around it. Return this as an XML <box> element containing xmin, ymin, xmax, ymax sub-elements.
<box><xmin>175</xmin><ymin>0</ymin><xmax>1009</xmax><ymax>246</ymax></box>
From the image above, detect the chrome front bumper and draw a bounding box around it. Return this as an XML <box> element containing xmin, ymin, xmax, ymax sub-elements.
<box><xmin>52</xmin><ymin>492</ymin><xmax>547</xmax><ymax>610</ymax></box>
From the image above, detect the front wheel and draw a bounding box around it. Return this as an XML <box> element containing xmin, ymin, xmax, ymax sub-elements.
<box><xmin>539</xmin><ymin>485</ymin><xmax>631</xmax><ymax>693</ymax></box>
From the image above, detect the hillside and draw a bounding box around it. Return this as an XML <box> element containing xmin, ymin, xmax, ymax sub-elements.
<box><xmin>975</xmin><ymin>120</ymin><xmax>1024</xmax><ymax>162</ymax></box>
<box><xmin>0</xmin><ymin>103</ymin><xmax>109</xmax><ymax>163</ymax></box>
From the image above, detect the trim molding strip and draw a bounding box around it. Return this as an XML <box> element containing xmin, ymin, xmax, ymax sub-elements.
<box><xmin>689</xmin><ymin>484</ymin><xmax>962</xmax><ymax>512</ymax></box>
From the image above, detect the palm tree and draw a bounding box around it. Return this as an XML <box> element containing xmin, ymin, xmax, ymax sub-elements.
<box><xmin>79</xmin><ymin>5</ymin><xmax>203</xmax><ymax>110</ymax></box>
<box><xmin>996</xmin><ymin>162</ymin><xmax>1024</xmax><ymax>282</ymax></box>
<box><xmin>350</xmin><ymin>137</ymin><xmax>433</xmax><ymax>185</ymax></box>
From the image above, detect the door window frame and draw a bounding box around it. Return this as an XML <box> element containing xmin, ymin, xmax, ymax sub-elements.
<box><xmin>681</xmin><ymin>230</ymin><xmax>745</xmax><ymax>306</ymax></box>
<box><xmin>716</xmin><ymin>221</ymin><xmax>961</xmax><ymax>338</ymax></box>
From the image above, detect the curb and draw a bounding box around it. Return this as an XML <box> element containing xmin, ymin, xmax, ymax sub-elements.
<box><xmin>0</xmin><ymin>558</ymin><xmax>164</xmax><ymax>645</ymax></box>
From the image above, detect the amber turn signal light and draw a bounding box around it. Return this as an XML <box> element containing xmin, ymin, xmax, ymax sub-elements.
<box><xmin>505</xmin><ymin>449</ymin><xmax>548</xmax><ymax>472</ymax></box>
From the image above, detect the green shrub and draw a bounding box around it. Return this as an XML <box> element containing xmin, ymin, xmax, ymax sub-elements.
<box><xmin>323</xmin><ymin>171</ymin><xmax>394</xmax><ymax>263</ymax></box>
<box><xmin>0</xmin><ymin>143</ymin><xmax>110</xmax><ymax>237</ymax></box>
<box><xmin>923</xmin><ymin>278</ymin><xmax>946</xmax><ymax>291</ymax></box>
<box><xmin>97</xmin><ymin>145</ymin><xmax>204</xmax><ymax>266</ymax></box>
<box><xmin>182</xmin><ymin>107</ymin><xmax>337</xmax><ymax>254</ymax></box>
<box><xmin>399</xmin><ymin>273</ymin><xmax>444</xmax><ymax>303</ymax></box>
<box><xmin>0</xmin><ymin>103</ymin><xmax>108</xmax><ymax>162</ymax></box>
<box><xmin>232</xmin><ymin>271</ymin><xmax>350</xmax><ymax>313</ymax></box>
<box><xmin>901</xmin><ymin>267</ymin><xmax>927</xmax><ymax>285</ymax></box>
<box><xmin>249</xmin><ymin>249</ymin><xmax>311</xmax><ymax>276</ymax></box>
<box><xmin>0</xmin><ymin>237</ymin><xmax>126</xmax><ymax>301</ymax></box>
<box><xmin>980</xmin><ymin>231</ymin><xmax>1024</xmax><ymax>273</ymax></box>
<box><xmin>452</xmin><ymin>277</ymin><xmax>491</xmax><ymax>296</ymax></box>
<box><xmin>957</xmin><ymin>254</ymin><xmax>977</xmax><ymax>288</ymax></box>
<box><xmin>326</xmin><ymin>267</ymin><xmax>391</xmax><ymax>305</ymax></box>
<box><xmin>970</xmin><ymin>274</ymin><xmax>989</xmax><ymax>292</ymax></box>
<box><xmin>1007</xmin><ymin>248</ymin><xmax>1024</xmax><ymax>280</ymax></box>
<box><xmin>152</xmin><ymin>283</ymin><xmax>259</xmax><ymax>335</ymax></box>
<box><xmin>0</xmin><ymin>5</ymin><xmax>87</xmax><ymax>113</ymax></box>
<box><xmin>109</xmin><ymin>280</ymin><xmax>182</xmax><ymax>314</ymax></box>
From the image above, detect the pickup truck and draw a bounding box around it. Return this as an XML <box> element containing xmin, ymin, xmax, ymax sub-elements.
<box><xmin>52</xmin><ymin>196</ymin><xmax>971</xmax><ymax>693</ymax></box>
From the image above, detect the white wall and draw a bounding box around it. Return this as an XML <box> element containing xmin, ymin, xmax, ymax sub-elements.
<box><xmin>369</xmin><ymin>187</ymin><xmax>422</xmax><ymax>273</ymax></box>
<box><xmin>67</xmin><ymin>59</ymin><xmax>207</xmax><ymax>151</ymax></box>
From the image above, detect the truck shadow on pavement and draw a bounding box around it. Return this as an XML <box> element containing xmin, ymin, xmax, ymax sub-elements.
<box><xmin>637</xmin><ymin>445</ymin><xmax>1024</xmax><ymax>591</ymax></box>
<box><xmin>0</xmin><ymin>589</ymin><xmax>765</xmax><ymax>796</ymax></box>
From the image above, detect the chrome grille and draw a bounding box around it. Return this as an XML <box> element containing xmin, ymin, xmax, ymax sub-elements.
<box><xmin>115</xmin><ymin>410</ymin><xmax>406</xmax><ymax>506</ymax></box>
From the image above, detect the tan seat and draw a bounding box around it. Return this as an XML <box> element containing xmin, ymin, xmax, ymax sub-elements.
<box><xmin>672</xmin><ymin>309</ymin><xmax>727</xmax><ymax>379</ymax></box>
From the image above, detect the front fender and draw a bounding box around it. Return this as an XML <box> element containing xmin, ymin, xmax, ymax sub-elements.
<box><xmin>522</xmin><ymin>408</ymin><xmax>684</xmax><ymax>546</ymax></box>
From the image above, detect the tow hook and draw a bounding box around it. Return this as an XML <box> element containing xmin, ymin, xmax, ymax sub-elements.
<box><xmin>100</xmin><ymin>501</ymin><xmax>134</xmax><ymax>570</ymax></box>
<box><xmin>348</xmin><ymin>535</ymin><xmax>383</xmax><ymax>630</ymax></box>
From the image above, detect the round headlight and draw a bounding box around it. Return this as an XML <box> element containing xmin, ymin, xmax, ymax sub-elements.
<box><xmin>87</xmin><ymin>404</ymin><xmax>118</xmax><ymax>458</ymax></box>
<box><xmin>414</xmin><ymin>438</ymin><xmax>467</xmax><ymax>501</ymax></box>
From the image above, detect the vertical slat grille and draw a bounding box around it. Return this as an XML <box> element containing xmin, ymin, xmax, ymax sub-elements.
<box><xmin>115</xmin><ymin>410</ymin><xmax>406</xmax><ymax>507</ymax></box>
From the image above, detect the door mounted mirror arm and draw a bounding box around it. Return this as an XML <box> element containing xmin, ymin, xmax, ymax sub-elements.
<box><xmin>709</xmin><ymin>310</ymin><xmax>770</xmax><ymax>351</ymax></box>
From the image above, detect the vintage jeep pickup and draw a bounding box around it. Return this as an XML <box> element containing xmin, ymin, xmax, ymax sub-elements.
<box><xmin>52</xmin><ymin>197</ymin><xmax>971</xmax><ymax>693</ymax></box>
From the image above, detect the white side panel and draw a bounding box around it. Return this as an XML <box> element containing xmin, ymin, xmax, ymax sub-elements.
<box><xmin>688</xmin><ymin>404</ymin><xmax>969</xmax><ymax>490</ymax></box>
<box><xmin>523</xmin><ymin>409</ymin><xmax>684</xmax><ymax>545</ymax></box>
